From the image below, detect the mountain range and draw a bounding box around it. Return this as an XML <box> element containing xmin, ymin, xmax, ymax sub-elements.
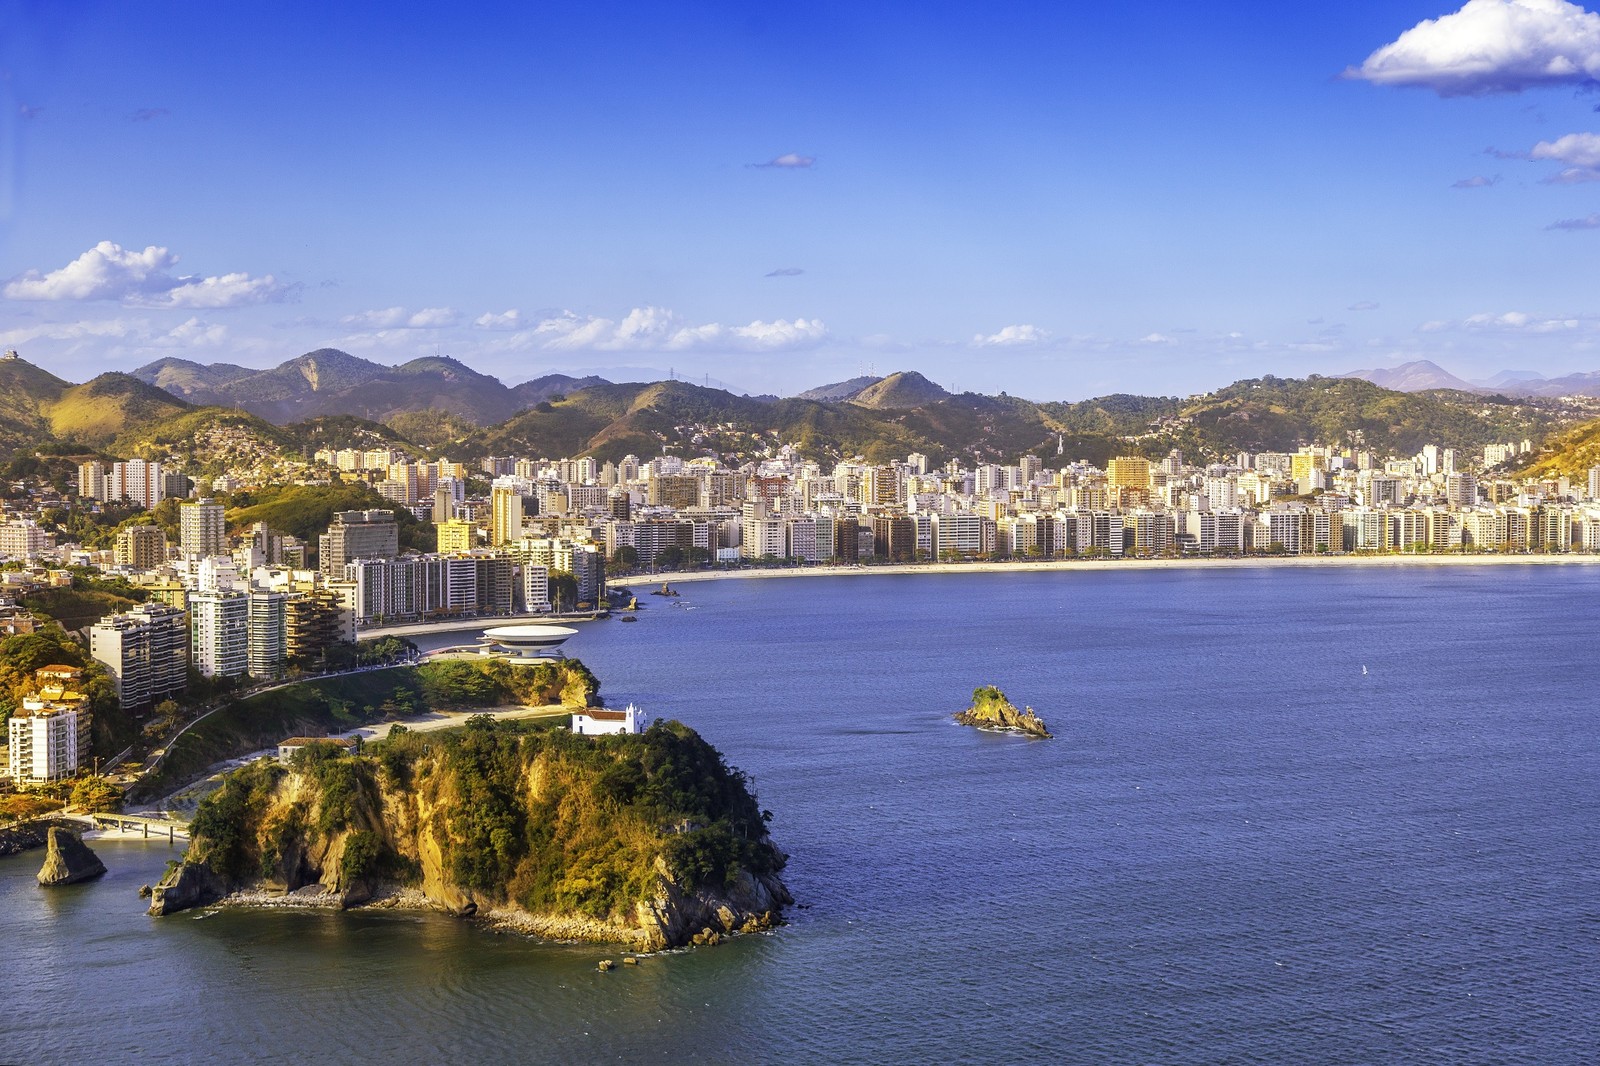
<box><xmin>0</xmin><ymin>350</ymin><xmax>1592</xmax><ymax>477</ymax></box>
<box><xmin>133</xmin><ymin>350</ymin><xmax>608</xmax><ymax>425</ymax></box>
<box><xmin>1342</xmin><ymin>359</ymin><xmax>1600</xmax><ymax>399</ymax></box>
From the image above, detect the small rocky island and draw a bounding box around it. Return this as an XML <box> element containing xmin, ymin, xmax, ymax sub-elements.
<box><xmin>150</xmin><ymin>716</ymin><xmax>789</xmax><ymax>950</ymax></box>
<box><xmin>37</xmin><ymin>826</ymin><xmax>107</xmax><ymax>886</ymax></box>
<box><xmin>954</xmin><ymin>686</ymin><xmax>1052</xmax><ymax>738</ymax></box>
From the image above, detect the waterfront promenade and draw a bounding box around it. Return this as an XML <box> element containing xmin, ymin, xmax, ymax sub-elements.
<box><xmin>642</xmin><ymin>551</ymin><xmax>1600</xmax><ymax>585</ymax></box>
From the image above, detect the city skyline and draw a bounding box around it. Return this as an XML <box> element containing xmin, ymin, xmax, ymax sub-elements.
<box><xmin>6</xmin><ymin>1</ymin><xmax>1600</xmax><ymax>399</ymax></box>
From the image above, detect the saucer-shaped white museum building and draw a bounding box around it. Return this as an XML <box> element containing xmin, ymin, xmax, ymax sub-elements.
<box><xmin>478</xmin><ymin>624</ymin><xmax>579</xmax><ymax>660</ymax></box>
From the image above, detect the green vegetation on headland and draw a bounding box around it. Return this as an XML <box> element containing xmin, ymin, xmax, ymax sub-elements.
<box><xmin>156</xmin><ymin>715</ymin><xmax>789</xmax><ymax>950</ymax></box>
<box><xmin>131</xmin><ymin>657</ymin><xmax>599</xmax><ymax>802</ymax></box>
<box><xmin>954</xmin><ymin>686</ymin><xmax>1052</xmax><ymax>738</ymax></box>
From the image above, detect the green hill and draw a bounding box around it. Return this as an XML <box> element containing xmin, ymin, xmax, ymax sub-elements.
<box><xmin>1517</xmin><ymin>417</ymin><xmax>1600</xmax><ymax>480</ymax></box>
<box><xmin>0</xmin><ymin>357</ymin><xmax>70</xmax><ymax>454</ymax></box>
<box><xmin>44</xmin><ymin>373</ymin><xmax>192</xmax><ymax>446</ymax></box>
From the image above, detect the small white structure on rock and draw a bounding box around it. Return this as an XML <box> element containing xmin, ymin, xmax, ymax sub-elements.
<box><xmin>571</xmin><ymin>703</ymin><xmax>648</xmax><ymax>736</ymax></box>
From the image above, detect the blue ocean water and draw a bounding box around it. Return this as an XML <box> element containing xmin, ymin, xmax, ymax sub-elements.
<box><xmin>4</xmin><ymin>565</ymin><xmax>1598</xmax><ymax>1064</ymax></box>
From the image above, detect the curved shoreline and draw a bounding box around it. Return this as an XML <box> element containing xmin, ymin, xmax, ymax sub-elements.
<box><xmin>638</xmin><ymin>552</ymin><xmax>1600</xmax><ymax>585</ymax></box>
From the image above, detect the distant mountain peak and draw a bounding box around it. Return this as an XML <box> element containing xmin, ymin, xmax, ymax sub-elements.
<box><xmin>1340</xmin><ymin>360</ymin><xmax>1480</xmax><ymax>393</ymax></box>
<box><xmin>850</xmin><ymin>370</ymin><xmax>951</xmax><ymax>409</ymax></box>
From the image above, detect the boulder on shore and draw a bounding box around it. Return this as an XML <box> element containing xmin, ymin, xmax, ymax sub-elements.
<box><xmin>37</xmin><ymin>827</ymin><xmax>107</xmax><ymax>886</ymax></box>
<box><xmin>954</xmin><ymin>686</ymin><xmax>1052</xmax><ymax>738</ymax></box>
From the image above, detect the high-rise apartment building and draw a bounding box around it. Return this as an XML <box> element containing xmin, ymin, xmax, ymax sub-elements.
<box><xmin>489</xmin><ymin>484</ymin><xmax>524</xmax><ymax>547</ymax></box>
<box><xmin>89</xmin><ymin>603</ymin><xmax>188</xmax><ymax>712</ymax></box>
<box><xmin>180</xmin><ymin>498</ymin><xmax>227</xmax><ymax>557</ymax></box>
<box><xmin>114</xmin><ymin>524</ymin><xmax>169</xmax><ymax>569</ymax></box>
<box><xmin>108</xmin><ymin>459</ymin><xmax>165</xmax><ymax>508</ymax></box>
<box><xmin>318</xmin><ymin>510</ymin><xmax>400</xmax><ymax>575</ymax></box>
<box><xmin>247</xmin><ymin>591</ymin><xmax>288</xmax><ymax>680</ymax></box>
<box><xmin>190</xmin><ymin>590</ymin><xmax>249</xmax><ymax>678</ymax></box>
<box><xmin>8</xmin><ymin>709</ymin><xmax>79</xmax><ymax>784</ymax></box>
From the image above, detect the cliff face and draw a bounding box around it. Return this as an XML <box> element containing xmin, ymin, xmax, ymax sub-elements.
<box><xmin>151</xmin><ymin>720</ymin><xmax>789</xmax><ymax>949</ymax></box>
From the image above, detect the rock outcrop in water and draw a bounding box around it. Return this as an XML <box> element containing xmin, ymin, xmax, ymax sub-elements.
<box><xmin>954</xmin><ymin>686</ymin><xmax>1052</xmax><ymax>738</ymax></box>
<box><xmin>150</xmin><ymin>718</ymin><xmax>790</xmax><ymax>948</ymax></box>
<box><xmin>37</xmin><ymin>826</ymin><xmax>107</xmax><ymax>886</ymax></box>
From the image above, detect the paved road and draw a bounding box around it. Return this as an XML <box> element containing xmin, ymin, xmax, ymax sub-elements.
<box><xmin>135</xmin><ymin>702</ymin><xmax>572</xmax><ymax>819</ymax></box>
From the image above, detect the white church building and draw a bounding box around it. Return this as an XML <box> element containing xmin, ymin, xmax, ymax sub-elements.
<box><xmin>571</xmin><ymin>703</ymin><xmax>649</xmax><ymax>736</ymax></box>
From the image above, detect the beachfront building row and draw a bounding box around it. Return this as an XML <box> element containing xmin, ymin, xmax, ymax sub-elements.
<box><xmin>339</xmin><ymin>538</ymin><xmax>603</xmax><ymax>625</ymax></box>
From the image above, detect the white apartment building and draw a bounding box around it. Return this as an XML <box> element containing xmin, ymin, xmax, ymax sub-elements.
<box><xmin>180</xmin><ymin>498</ymin><xmax>227</xmax><ymax>557</ymax></box>
<box><xmin>8</xmin><ymin>708</ymin><xmax>79</xmax><ymax>784</ymax></box>
<box><xmin>191</xmin><ymin>589</ymin><xmax>249</xmax><ymax>678</ymax></box>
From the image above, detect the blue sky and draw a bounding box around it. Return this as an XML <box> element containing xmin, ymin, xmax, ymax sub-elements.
<box><xmin>4</xmin><ymin>0</ymin><xmax>1600</xmax><ymax>399</ymax></box>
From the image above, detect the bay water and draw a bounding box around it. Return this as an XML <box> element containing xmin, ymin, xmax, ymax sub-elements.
<box><xmin>5</xmin><ymin>565</ymin><xmax>1598</xmax><ymax>1063</ymax></box>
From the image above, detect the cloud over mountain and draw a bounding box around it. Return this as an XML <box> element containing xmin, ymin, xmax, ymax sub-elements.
<box><xmin>502</xmin><ymin>307</ymin><xmax>829</xmax><ymax>353</ymax></box>
<box><xmin>3</xmin><ymin>241</ymin><xmax>290</xmax><ymax>308</ymax></box>
<box><xmin>341</xmin><ymin>306</ymin><xmax>461</xmax><ymax>329</ymax></box>
<box><xmin>973</xmin><ymin>324</ymin><xmax>1050</xmax><ymax>347</ymax></box>
<box><xmin>1349</xmin><ymin>0</ymin><xmax>1600</xmax><ymax>96</ymax></box>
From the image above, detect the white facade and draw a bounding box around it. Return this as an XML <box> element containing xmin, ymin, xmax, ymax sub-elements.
<box><xmin>522</xmin><ymin>563</ymin><xmax>551</xmax><ymax>612</ymax></box>
<box><xmin>180</xmin><ymin>498</ymin><xmax>227</xmax><ymax>557</ymax></box>
<box><xmin>191</xmin><ymin>590</ymin><xmax>249</xmax><ymax>678</ymax></box>
<box><xmin>571</xmin><ymin>704</ymin><xmax>648</xmax><ymax>736</ymax></box>
<box><xmin>8</xmin><ymin>709</ymin><xmax>79</xmax><ymax>784</ymax></box>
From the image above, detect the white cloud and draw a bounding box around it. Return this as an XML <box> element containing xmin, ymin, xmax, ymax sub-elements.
<box><xmin>1465</xmin><ymin>309</ymin><xmax>1582</xmax><ymax>330</ymax></box>
<box><xmin>3</xmin><ymin>240</ymin><xmax>289</xmax><ymax>307</ymax></box>
<box><xmin>341</xmin><ymin>306</ymin><xmax>460</xmax><ymax>329</ymax></box>
<box><xmin>0</xmin><ymin>315</ymin><xmax>231</xmax><ymax>354</ymax></box>
<box><xmin>1548</xmin><ymin>211</ymin><xmax>1600</xmax><ymax>228</ymax></box>
<box><xmin>150</xmin><ymin>272</ymin><xmax>287</xmax><ymax>309</ymax></box>
<box><xmin>1349</xmin><ymin>0</ymin><xmax>1600</xmax><ymax>95</ymax></box>
<box><xmin>1529</xmin><ymin>130</ymin><xmax>1600</xmax><ymax>181</ymax></box>
<box><xmin>0</xmin><ymin>318</ymin><xmax>144</xmax><ymax>347</ymax></box>
<box><xmin>406</xmin><ymin>306</ymin><xmax>460</xmax><ymax>328</ymax></box>
<box><xmin>474</xmin><ymin>309</ymin><xmax>524</xmax><ymax>330</ymax></box>
<box><xmin>1452</xmin><ymin>174</ymin><xmax>1500</xmax><ymax>187</ymax></box>
<box><xmin>750</xmin><ymin>152</ymin><xmax>816</xmax><ymax>169</ymax></box>
<box><xmin>1348</xmin><ymin>301</ymin><xmax>1381</xmax><ymax>311</ymax></box>
<box><xmin>162</xmin><ymin>318</ymin><xmax>228</xmax><ymax>346</ymax></box>
<box><xmin>495</xmin><ymin>306</ymin><xmax>829</xmax><ymax>354</ymax></box>
<box><xmin>973</xmin><ymin>324</ymin><xmax>1051</xmax><ymax>347</ymax></box>
<box><xmin>1139</xmin><ymin>332</ymin><xmax>1177</xmax><ymax>345</ymax></box>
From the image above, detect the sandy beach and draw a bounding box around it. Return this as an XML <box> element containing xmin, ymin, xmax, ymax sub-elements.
<box><xmin>637</xmin><ymin>552</ymin><xmax>1600</xmax><ymax>586</ymax></box>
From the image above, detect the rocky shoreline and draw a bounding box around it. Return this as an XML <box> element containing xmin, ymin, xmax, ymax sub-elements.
<box><xmin>171</xmin><ymin>875</ymin><xmax>786</xmax><ymax>950</ymax></box>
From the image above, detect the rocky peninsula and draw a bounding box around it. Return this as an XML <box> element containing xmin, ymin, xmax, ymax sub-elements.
<box><xmin>150</xmin><ymin>716</ymin><xmax>789</xmax><ymax>950</ymax></box>
<box><xmin>954</xmin><ymin>686</ymin><xmax>1052</xmax><ymax>738</ymax></box>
